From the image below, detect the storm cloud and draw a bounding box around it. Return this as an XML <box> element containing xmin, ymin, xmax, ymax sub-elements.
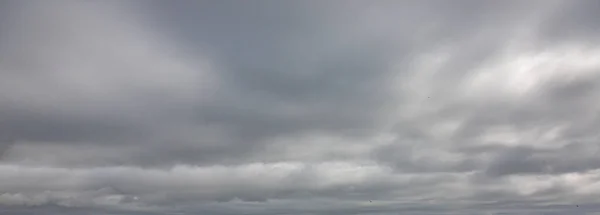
<box><xmin>1</xmin><ymin>0</ymin><xmax>600</xmax><ymax>214</ymax></box>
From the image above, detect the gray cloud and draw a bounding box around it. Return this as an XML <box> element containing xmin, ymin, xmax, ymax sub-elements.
<box><xmin>1</xmin><ymin>0</ymin><xmax>600</xmax><ymax>215</ymax></box>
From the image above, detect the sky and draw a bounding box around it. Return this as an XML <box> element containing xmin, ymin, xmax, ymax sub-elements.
<box><xmin>1</xmin><ymin>0</ymin><xmax>600</xmax><ymax>214</ymax></box>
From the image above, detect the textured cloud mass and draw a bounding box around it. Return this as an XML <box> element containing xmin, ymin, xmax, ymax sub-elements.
<box><xmin>2</xmin><ymin>0</ymin><xmax>600</xmax><ymax>214</ymax></box>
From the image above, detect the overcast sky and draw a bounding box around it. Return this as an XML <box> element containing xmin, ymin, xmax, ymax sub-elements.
<box><xmin>1</xmin><ymin>0</ymin><xmax>600</xmax><ymax>214</ymax></box>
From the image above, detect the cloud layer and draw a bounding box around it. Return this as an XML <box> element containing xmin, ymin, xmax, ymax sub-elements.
<box><xmin>2</xmin><ymin>0</ymin><xmax>600</xmax><ymax>214</ymax></box>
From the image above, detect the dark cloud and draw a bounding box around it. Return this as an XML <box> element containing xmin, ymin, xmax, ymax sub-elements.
<box><xmin>538</xmin><ymin>0</ymin><xmax>600</xmax><ymax>43</ymax></box>
<box><xmin>1</xmin><ymin>0</ymin><xmax>600</xmax><ymax>215</ymax></box>
<box><xmin>483</xmin><ymin>143</ymin><xmax>600</xmax><ymax>177</ymax></box>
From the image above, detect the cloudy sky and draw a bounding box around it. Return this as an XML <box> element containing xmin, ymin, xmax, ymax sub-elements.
<box><xmin>1</xmin><ymin>0</ymin><xmax>600</xmax><ymax>214</ymax></box>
